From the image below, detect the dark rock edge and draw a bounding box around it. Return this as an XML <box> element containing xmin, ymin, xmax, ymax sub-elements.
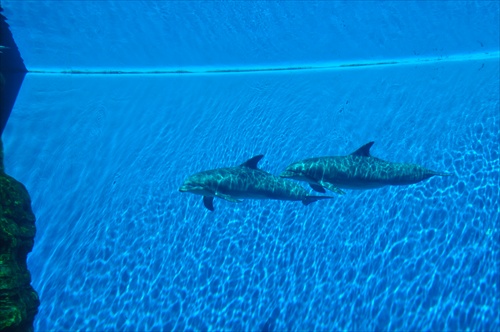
<box><xmin>0</xmin><ymin>138</ymin><xmax>39</xmax><ymax>331</ymax></box>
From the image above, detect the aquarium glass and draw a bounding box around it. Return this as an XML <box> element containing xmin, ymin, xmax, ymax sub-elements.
<box><xmin>2</xmin><ymin>1</ymin><xmax>499</xmax><ymax>330</ymax></box>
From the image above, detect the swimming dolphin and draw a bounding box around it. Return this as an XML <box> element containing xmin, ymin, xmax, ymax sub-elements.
<box><xmin>179</xmin><ymin>155</ymin><xmax>333</xmax><ymax>211</ymax></box>
<box><xmin>280</xmin><ymin>142</ymin><xmax>452</xmax><ymax>194</ymax></box>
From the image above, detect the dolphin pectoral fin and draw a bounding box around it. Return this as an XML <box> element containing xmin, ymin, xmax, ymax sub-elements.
<box><xmin>310</xmin><ymin>183</ymin><xmax>326</xmax><ymax>193</ymax></box>
<box><xmin>203</xmin><ymin>196</ymin><xmax>215</xmax><ymax>211</ymax></box>
<box><xmin>318</xmin><ymin>181</ymin><xmax>346</xmax><ymax>195</ymax></box>
<box><xmin>215</xmin><ymin>193</ymin><xmax>242</xmax><ymax>203</ymax></box>
<box><xmin>302</xmin><ymin>195</ymin><xmax>334</xmax><ymax>206</ymax></box>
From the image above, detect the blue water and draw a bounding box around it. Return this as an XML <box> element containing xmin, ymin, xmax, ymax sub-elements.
<box><xmin>2</xmin><ymin>1</ymin><xmax>500</xmax><ymax>331</ymax></box>
<box><xmin>3</xmin><ymin>1</ymin><xmax>499</xmax><ymax>70</ymax></box>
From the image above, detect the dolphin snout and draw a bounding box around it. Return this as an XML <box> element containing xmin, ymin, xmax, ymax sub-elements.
<box><xmin>179</xmin><ymin>185</ymin><xmax>189</xmax><ymax>192</ymax></box>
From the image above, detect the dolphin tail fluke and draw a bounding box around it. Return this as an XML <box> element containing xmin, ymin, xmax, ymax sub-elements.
<box><xmin>430</xmin><ymin>170</ymin><xmax>454</xmax><ymax>177</ymax></box>
<box><xmin>302</xmin><ymin>195</ymin><xmax>334</xmax><ymax>206</ymax></box>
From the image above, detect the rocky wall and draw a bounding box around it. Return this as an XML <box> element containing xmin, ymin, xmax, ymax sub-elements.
<box><xmin>0</xmin><ymin>138</ymin><xmax>39</xmax><ymax>331</ymax></box>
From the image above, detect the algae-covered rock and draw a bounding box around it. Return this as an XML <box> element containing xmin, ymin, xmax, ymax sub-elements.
<box><xmin>0</xmin><ymin>137</ymin><xmax>39</xmax><ymax>331</ymax></box>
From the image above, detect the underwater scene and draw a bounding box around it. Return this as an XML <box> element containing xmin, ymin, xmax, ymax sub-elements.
<box><xmin>1</xmin><ymin>1</ymin><xmax>499</xmax><ymax>331</ymax></box>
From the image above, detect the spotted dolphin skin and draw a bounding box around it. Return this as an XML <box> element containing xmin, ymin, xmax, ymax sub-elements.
<box><xmin>280</xmin><ymin>141</ymin><xmax>452</xmax><ymax>194</ymax></box>
<box><xmin>179</xmin><ymin>155</ymin><xmax>332</xmax><ymax>211</ymax></box>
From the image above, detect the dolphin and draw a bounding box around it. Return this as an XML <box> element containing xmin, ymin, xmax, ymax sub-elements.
<box><xmin>280</xmin><ymin>141</ymin><xmax>452</xmax><ymax>194</ymax></box>
<box><xmin>179</xmin><ymin>155</ymin><xmax>333</xmax><ymax>211</ymax></box>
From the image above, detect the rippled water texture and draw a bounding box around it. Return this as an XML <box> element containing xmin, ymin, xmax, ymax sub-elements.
<box><xmin>3</xmin><ymin>1</ymin><xmax>499</xmax><ymax>70</ymax></box>
<box><xmin>3</xmin><ymin>58</ymin><xmax>499</xmax><ymax>330</ymax></box>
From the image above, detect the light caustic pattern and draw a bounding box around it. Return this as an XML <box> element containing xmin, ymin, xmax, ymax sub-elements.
<box><xmin>3</xmin><ymin>59</ymin><xmax>499</xmax><ymax>331</ymax></box>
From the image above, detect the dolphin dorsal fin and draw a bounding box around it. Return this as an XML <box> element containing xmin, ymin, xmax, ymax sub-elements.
<box><xmin>351</xmin><ymin>141</ymin><xmax>375</xmax><ymax>157</ymax></box>
<box><xmin>240</xmin><ymin>155</ymin><xmax>264</xmax><ymax>169</ymax></box>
